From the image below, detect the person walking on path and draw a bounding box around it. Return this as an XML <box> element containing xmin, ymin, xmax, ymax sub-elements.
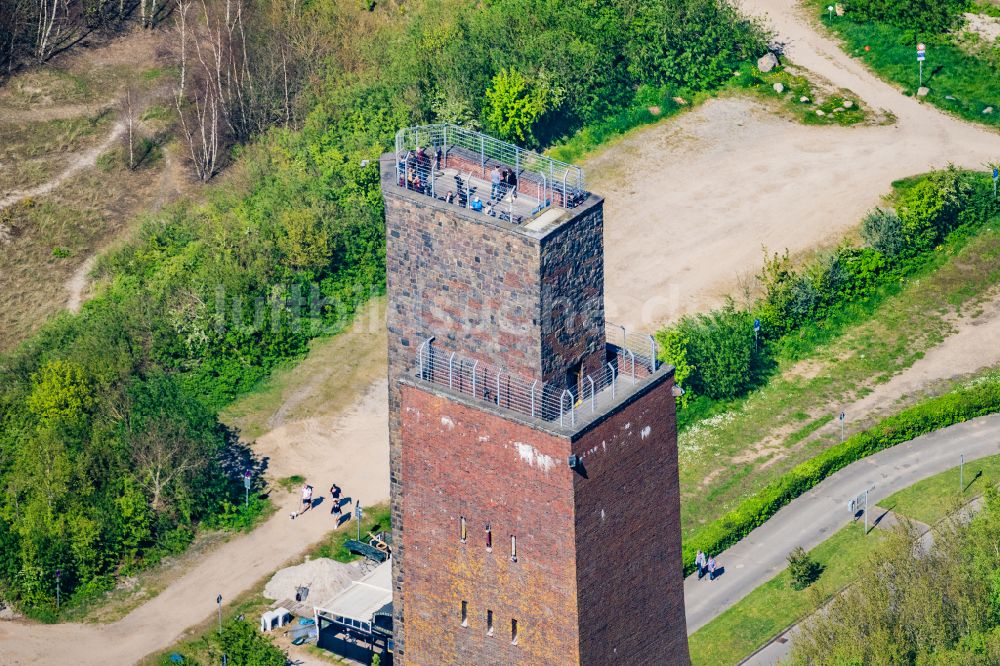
<box><xmin>696</xmin><ymin>550</ymin><xmax>706</xmax><ymax>580</ymax></box>
<box><xmin>490</xmin><ymin>166</ymin><xmax>501</xmax><ymax>200</ymax></box>
<box><xmin>707</xmin><ymin>555</ymin><xmax>717</xmax><ymax>581</ymax></box>
<box><xmin>300</xmin><ymin>484</ymin><xmax>313</xmax><ymax>515</ymax></box>
<box><xmin>330</xmin><ymin>483</ymin><xmax>342</xmax><ymax>517</ymax></box>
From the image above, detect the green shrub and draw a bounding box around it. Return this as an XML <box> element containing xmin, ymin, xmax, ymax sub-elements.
<box><xmin>655</xmin><ymin>327</ymin><xmax>694</xmax><ymax>406</ymax></box>
<box><xmin>861</xmin><ymin>208</ymin><xmax>904</xmax><ymax>258</ymax></box>
<box><xmin>682</xmin><ymin>373</ymin><xmax>1000</xmax><ymax>573</ymax></box>
<box><xmin>843</xmin><ymin>0</ymin><xmax>969</xmax><ymax>32</ymax></box>
<box><xmin>787</xmin><ymin>546</ymin><xmax>823</xmax><ymax>590</ymax></box>
<box><xmin>215</xmin><ymin>619</ymin><xmax>286</xmax><ymax>666</ymax></box>
<box><xmin>675</xmin><ymin>304</ymin><xmax>760</xmax><ymax>400</ymax></box>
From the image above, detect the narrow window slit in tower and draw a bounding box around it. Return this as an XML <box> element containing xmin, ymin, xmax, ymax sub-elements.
<box><xmin>486</xmin><ymin>522</ymin><xmax>492</xmax><ymax>551</ymax></box>
<box><xmin>510</xmin><ymin>534</ymin><xmax>517</xmax><ymax>562</ymax></box>
<box><xmin>460</xmin><ymin>516</ymin><xmax>467</xmax><ymax>543</ymax></box>
<box><xmin>487</xmin><ymin>609</ymin><xmax>494</xmax><ymax>636</ymax></box>
<box><xmin>461</xmin><ymin>600</ymin><xmax>468</xmax><ymax>627</ymax></box>
<box><xmin>511</xmin><ymin>618</ymin><xmax>519</xmax><ymax>645</ymax></box>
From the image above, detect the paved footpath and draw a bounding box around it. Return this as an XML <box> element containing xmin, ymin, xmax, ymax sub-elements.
<box><xmin>684</xmin><ymin>413</ymin><xmax>1000</xmax><ymax>634</ymax></box>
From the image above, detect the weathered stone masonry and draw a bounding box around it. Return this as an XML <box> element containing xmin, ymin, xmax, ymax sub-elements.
<box><xmin>381</xmin><ymin>141</ymin><xmax>690</xmax><ymax>664</ymax></box>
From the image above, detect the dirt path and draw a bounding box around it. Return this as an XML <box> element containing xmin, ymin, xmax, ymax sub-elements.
<box><xmin>0</xmin><ymin>120</ymin><xmax>125</xmax><ymax>211</ymax></box>
<box><xmin>0</xmin><ymin>382</ymin><xmax>389</xmax><ymax>665</ymax></box>
<box><xmin>1</xmin><ymin>102</ymin><xmax>113</xmax><ymax>123</ymax></box>
<box><xmin>65</xmin><ymin>255</ymin><xmax>97</xmax><ymax>313</ymax></box>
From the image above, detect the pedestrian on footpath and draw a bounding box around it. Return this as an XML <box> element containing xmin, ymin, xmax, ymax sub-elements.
<box><xmin>707</xmin><ymin>555</ymin><xmax>717</xmax><ymax>581</ymax></box>
<box><xmin>300</xmin><ymin>483</ymin><xmax>313</xmax><ymax>515</ymax></box>
<box><xmin>696</xmin><ymin>550</ymin><xmax>706</xmax><ymax>580</ymax></box>
<box><xmin>330</xmin><ymin>483</ymin><xmax>342</xmax><ymax>517</ymax></box>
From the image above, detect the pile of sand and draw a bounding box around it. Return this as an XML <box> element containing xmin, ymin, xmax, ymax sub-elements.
<box><xmin>263</xmin><ymin>557</ymin><xmax>365</xmax><ymax>606</ymax></box>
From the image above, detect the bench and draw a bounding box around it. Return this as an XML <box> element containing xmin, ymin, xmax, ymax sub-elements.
<box><xmin>345</xmin><ymin>539</ymin><xmax>389</xmax><ymax>563</ymax></box>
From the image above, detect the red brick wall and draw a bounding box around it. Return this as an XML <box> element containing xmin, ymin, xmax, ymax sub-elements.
<box><xmin>400</xmin><ymin>382</ymin><xmax>581</xmax><ymax>666</ymax></box>
<box><xmin>382</xmin><ymin>154</ymin><xmax>608</xmax><ymax>660</ymax></box>
<box><xmin>571</xmin><ymin>374</ymin><xmax>690</xmax><ymax>666</ymax></box>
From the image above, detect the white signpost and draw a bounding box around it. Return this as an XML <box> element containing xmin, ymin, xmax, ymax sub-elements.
<box><xmin>848</xmin><ymin>485</ymin><xmax>876</xmax><ymax>534</ymax></box>
<box><xmin>917</xmin><ymin>43</ymin><xmax>926</xmax><ymax>88</ymax></box>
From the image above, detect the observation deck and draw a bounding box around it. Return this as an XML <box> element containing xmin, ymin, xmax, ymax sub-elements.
<box><xmin>405</xmin><ymin>323</ymin><xmax>672</xmax><ymax>436</ymax></box>
<box><xmin>393</xmin><ymin>124</ymin><xmax>588</xmax><ymax>234</ymax></box>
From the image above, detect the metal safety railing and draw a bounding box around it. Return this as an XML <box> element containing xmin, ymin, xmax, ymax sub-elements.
<box><xmin>394</xmin><ymin>124</ymin><xmax>587</xmax><ymax>212</ymax></box>
<box><xmin>413</xmin><ymin>324</ymin><xmax>658</xmax><ymax>429</ymax></box>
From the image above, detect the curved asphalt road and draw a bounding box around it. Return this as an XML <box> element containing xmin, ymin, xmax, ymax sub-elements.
<box><xmin>685</xmin><ymin>413</ymin><xmax>1000</xmax><ymax>633</ymax></box>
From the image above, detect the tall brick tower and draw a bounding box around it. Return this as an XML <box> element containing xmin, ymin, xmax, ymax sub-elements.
<box><xmin>382</xmin><ymin>125</ymin><xmax>689</xmax><ymax>665</ymax></box>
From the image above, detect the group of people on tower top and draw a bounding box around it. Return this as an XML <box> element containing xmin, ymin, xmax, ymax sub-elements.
<box><xmin>399</xmin><ymin>145</ymin><xmax>443</xmax><ymax>195</ymax></box>
<box><xmin>489</xmin><ymin>165</ymin><xmax>518</xmax><ymax>201</ymax></box>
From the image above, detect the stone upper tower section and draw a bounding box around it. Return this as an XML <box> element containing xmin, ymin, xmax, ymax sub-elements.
<box><xmin>382</xmin><ymin>123</ymin><xmax>606</xmax><ymax>388</ymax></box>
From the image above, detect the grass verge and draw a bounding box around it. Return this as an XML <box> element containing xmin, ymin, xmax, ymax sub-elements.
<box><xmin>688</xmin><ymin>522</ymin><xmax>882</xmax><ymax>666</ymax></box>
<box><xmin>883</xmin><ymin>452</ymin><xmax>1000</xmax><ymax>525</ymax></box>
<box><xmin>678</xmin><ymin>220</ymin><xmax>1000</xmax><ymax>540</ymax></box>
<box><xmin>313</xmin><ymin>503</ymin><xmax>392</xmax><ymax>563</ymax></box>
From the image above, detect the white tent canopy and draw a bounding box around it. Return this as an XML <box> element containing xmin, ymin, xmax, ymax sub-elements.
<box><xmin>314</xmin><ymin>559</ymin><xmax>392</xmax><ymax>635</ymax></box>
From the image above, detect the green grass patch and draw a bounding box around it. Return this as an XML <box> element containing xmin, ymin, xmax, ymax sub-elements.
<box><xmin>730</xmin><ymin>61</ymin><xmax>869</xmax><ymax>126</ymax></box>
<box><xmin>689</xmin><ymin>522</ymin><xmax>882</xmax><ymax>666</ymax></box>
<box><xmin>547</xmin><ymin>85</ymin><xmax>692</xmax><ymax>163</ymax></box>
<box><xmin>314</xmin><ymin>503</ymin><xmax>391</xmax><ymax>563</ymax></box>
<box><xmin>882</xmin><ymin>452</ymin><xmax>1000</xmax><ymax>525</ymax></box>
<box><xmin>276</xmin><ymin>474</ymin><xmax>306</xmax><ymax>492</ymax></box>
<box><xmin>815</xmin><ymin>3</ymin><xmax>1000</xmax><ymax>127</ymax></box>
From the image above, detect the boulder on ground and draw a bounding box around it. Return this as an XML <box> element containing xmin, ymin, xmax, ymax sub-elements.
<box><xmin>917</xmin><ymin>86</ymin><xmax>930</xmax><ymax>97</ymax></box>
<box><xmin>843</xmin><ymin>100</ymin><xmax>854</xmax><ymax>108</ymax></box>
<box><xmin>757</xmin><ymin>52</ymin><xmax>779</xmax><ymax>73</ymax></box>
<box><xmin>772</xmin><ymin>82</ymin><xmax>784</xmax><ymax>93</ymax></box>
<box><xmin>816</xmin><ymin>109</ymin><xmax>826</xmax><ymax>116</ymax></box>
<box><xmin>799</xmin><ymin>96</ymin><xmax>810</xmax><ymax>103</ymax></box>
<box><xmin>984</xmin><ymin>107</ymin><xmax>994</xmax><ymax>115</ymax></box>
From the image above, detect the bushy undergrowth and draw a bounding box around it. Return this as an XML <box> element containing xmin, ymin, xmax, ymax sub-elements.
<box><xmin>683</xmin><ymin>370</ymin><xmax>1000</xmax><ymax>573</ymax></box>
<box><xmin>660</xmin><ymin>168</ymin><xmax>999</xmax><ymax>414</ymax></box>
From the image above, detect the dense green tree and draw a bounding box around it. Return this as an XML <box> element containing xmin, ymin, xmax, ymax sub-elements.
<box><xmin>792</xmin><ymin>487</ymin><xmax>1000</xmax><ymax>664</ymax></box>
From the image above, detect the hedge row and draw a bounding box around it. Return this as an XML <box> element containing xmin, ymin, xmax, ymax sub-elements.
<box><xmin>682</xmin><ymin>373</ymin><xmax>1000</xmax><ymax>573</ymax></box>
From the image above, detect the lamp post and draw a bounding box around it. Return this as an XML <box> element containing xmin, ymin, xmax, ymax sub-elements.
<box><xmin>827</xmin><ymin>4</ymin><xmax>834</xmax><ymax>20</ymax></box>
<box><xmin>55</xmin><ymin>569</ymin><xmax>61</xmax><ymax>611</ymax></box>
<box><xmin>356</xmin><ymin>501</ymin><xmax>363</xmax><ymax>541</ymax></box>
<box><xmin>839</xmin><ymin>411</ymin><xmax>845</xmax><ymax>442</ymax></box>
<box><xmin>216</xmin><ymin>594</ymin><xmax>223</xmax><ymax>635</ymax></box>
